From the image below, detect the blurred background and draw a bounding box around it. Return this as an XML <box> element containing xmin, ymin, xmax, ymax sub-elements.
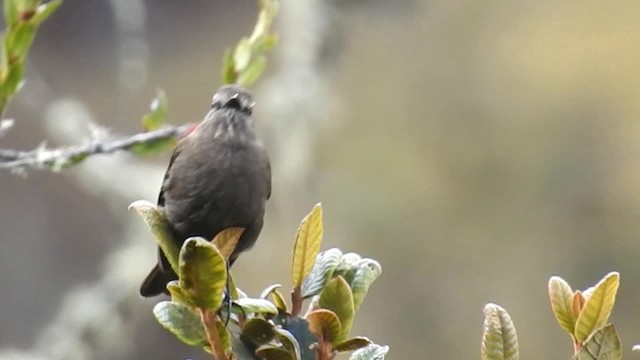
<box><xmin>1</xmin><ymin>0</ymin><xmax>640</xmax><ymax>359</ymax></box>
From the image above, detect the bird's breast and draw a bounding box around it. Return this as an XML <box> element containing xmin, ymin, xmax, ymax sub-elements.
<box><xmin>162</xmin><ymin>139</ymin><xmax>268</xmax><ymax>241</ymax></box>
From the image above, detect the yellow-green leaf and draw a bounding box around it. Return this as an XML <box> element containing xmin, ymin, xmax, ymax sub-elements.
<box><xmin>548</xmin><ymin>276</ymin><xmax>577</xmax><ymax>336</ymax></box>
<box><xmin>237</xmin><ymin>55</ymin><xmax>267</xmax><ymax>87</ymax></box>
<box><xmin>318</xmin><ymin>276</ymin><xmax>354</xmax><ymax>343</ymax></box>
<box><xmin>31</xmin><ymin>0</ymin><xmax>63</xmax><ymax>26</ymax></box>
<box><xmin>211</xmin><ymin>227</ymin><xmax>244</xmax><ymax>260</ymax></box>
<box><xmin>291</xmin><ymin>203</ymin><xmax>323</xmax><ymax>288</ymax></box>
<box><xmin>128</xmin><ymin>200</ymin><xmax>180</xmax><ymax>274</ymax></box>
<box><xmin>260</xmin><ymin>284</ymin><xmax>288</xmax><ymax>311</ymax></box>
<box><xmin>4</xmin><ymin>0</ymin><xmax>18</xmax><ymax>26</ymax></box>
<box><xmin>574</xmin><ymin>272</ymin><xmax>620</xmax><ymax>344</ymax></box>
<box><xmin>130</xmin><ymin>137</ymin><xmax>177</xmax><ymax>156</ymax></box>
<box><xmin>249</xmin><ymin>0</ymin><xmax>278</xmax><ymax>43</ymax></box>
<box><xmin>251</xmin><ymin>33</ymin><xmax>278</xmax><ymax>55</ymax></box>
<box><xmin>215</xmin><ymin>318</ymin><xmax>232</xmax><ymax>354</ymax></box>
<box><xmin>140</xmin><ymin>89</ymin><xmax>167</xmax><ymax>131</ymax></box>
<box><xmin>179</xmin><ymin>237</ymin><xmax>227</xmax><ymax>310</ymax></box>
<box><xmin>574</xmin><ymin>324</ymin><xmax>621</xmax><ymax>360</ymax></box>
<box><xmin>153</xmin><ymin>301</ymin><xmax>208</xmax><ymax>347</ymax></box>
<box><xmin>481</xmin><ymin>303</ymin><xmax>519</xmax><ymax>360</ymax></box>
<box><xmin>306</xmin><ymin>309</ymin><xmax>342</xmax><ymax>344</ymax></box>
<box><xmin>166</xmin><ymin>280</ymin><xmax>192</xmax><ymax>306</ymax></box>
<box><xmin>221</xmin><ymin>48</ymin><xmax>236</xmax><ymax>85</ymax></box>
<box><xmin>334</xmin><ymin>337</ymin><xmax>373</xmax><ymax>353</ymax></box>
<box><xmin>233</xmin><ymin>37</ymin><xmax>252</xmax><ymax>73</ymax></box>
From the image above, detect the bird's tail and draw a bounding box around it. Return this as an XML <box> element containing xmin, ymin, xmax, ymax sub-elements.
<box><xmin>140</xmin><ymin>265</ymin><xmax>175</xmax><ymax>297</ymax></box>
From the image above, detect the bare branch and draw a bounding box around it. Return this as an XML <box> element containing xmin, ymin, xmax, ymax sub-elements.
<box><xmin>0</xmin><ymin>123</ymin><xmax>193</xmax><ymax>172</ymax></box>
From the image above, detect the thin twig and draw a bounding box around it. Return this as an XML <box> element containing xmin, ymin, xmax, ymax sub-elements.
<box><xmin>0</xmin><ymin>123</ymin><xmax>194</xmax><ymax>171</ymax></box>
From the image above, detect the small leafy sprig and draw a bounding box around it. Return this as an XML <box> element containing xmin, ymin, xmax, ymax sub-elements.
<box><xmin>480</xmin><ymin>272</ymin><xmax>622</xmax><ymax>360</ymax></box>
<box><xmin>0</xmin><ymin>0</ymin><xmax>62</xmax><ymax>117</ymax></box>
<box><xmin>222</xmin><ymin>0</ymin><xmax>278</xmax><ymax>87</ymax></box>
<box><xmin>130</xmin><ymin>201</ymin><xmax>388</xmax><ymax>360</ymax></box>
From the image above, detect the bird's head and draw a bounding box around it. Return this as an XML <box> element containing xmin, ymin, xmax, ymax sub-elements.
<box><xmin>211</xmin><ymin>84</ymin><xmax>255</xmax><ymax>115</ymax></box>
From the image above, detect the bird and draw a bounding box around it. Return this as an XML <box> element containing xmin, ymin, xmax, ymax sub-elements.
<box><xmin>140</xmin><ymin>84</ymin><xmax>271</xmax><ymax>297</ymax></box>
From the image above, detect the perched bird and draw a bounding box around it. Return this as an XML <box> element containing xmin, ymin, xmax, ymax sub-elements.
<box><xmin>140</xmin><ymin>84</ymin><xmax>271</xmax><ymax>297</ymax></box>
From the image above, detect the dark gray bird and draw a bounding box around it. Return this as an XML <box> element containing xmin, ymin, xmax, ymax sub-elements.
<box><xmin>140</xmin><ymin>84</ymin><xmax>271</xmax><ymax>297</ymax></box>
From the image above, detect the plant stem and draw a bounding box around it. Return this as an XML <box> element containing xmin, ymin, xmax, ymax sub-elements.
<box><xmin>200</xmin><ymin>309</ymin><xmax>230</xmax><ymax>360</ymax></box>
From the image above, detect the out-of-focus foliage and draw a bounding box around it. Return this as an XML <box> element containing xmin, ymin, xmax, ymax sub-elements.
<box><xmin>222</xmin><ymin>0</ymin><xmax>278</xmax><ymax>86</ymax></box>
<box><xmin>0</xmin><ymin>0</ymin><xmax>61</xmax><ymax>116</ymax></box>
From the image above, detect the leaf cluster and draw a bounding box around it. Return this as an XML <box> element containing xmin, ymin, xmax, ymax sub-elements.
<box><xmin>131</xmin><ymin>202</ymin><xmax>388</xmax><ymax>360</ymax></box>
<box><xmin>481</xmin><ymin>272</ymin><xmax>623</xmax><ymax>360</ymax></box>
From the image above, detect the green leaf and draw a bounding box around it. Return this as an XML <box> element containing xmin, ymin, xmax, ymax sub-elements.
<box><xmin>233</xmin><ymin>37</ymin><xmax>252</xmax><ymax>73</ymax></box>
<box><xmin>333</xmin><ymin>252</ymin><xmax>362</xmax><ymax>278</ymax></box>
<box><xmin>226</xmin><ymin>273</ymin><xmax>242</xmax><ymax>302</ymax></box>
<box><xmin>221</xmin><ymin>48</ymin><xmax>236</xmax><ymax>85</ymax></box>
<box><xmin>573</xmin><ymin>325</ymin><xmax>621</xmax><ymax>360</ymax></box>
<box><xmin>128</xmin><ymin>200</ymin><xmax>180</xmax><ymax>274</ymax></box>
<box><xmin>237</xmin><ymin>55</ymin><xmax>267</xmax><ymax>87</ymax></box>
<box><xmin>334</xmin><ymin>337</ymin><xmax>373</xmax><ymax>353</ymax></box>
<box><xmin>291</xmin><ymin>203</ymin><xmax>323</xmax><ymax>288</ymax></box>
<box><xmin>274</xmin><ymin>327</ymin><xmax>303</xmax><ymax>360</ymax></box>
<box><xmin>251</xmin><ymin>34</ymin><xmax>278</xmax><ymax>55</ymax></box>
<box><xmin>153</xmin><ymin>301</ymin><xmax>208</xmax><ymax>347</ymax></box>
<box><xmin>166</xmin><ymin>280</ymin><xmax>192</xmax><ymax>306</ymax></box>
<box><xmin>306</xmin><ymin>309</ymin><xmax>342</xmax><ymax>344</ymax></box>
<box><xmin>0</xmin><ymin>34</ymin><xmax>8</xmax><ymax>78</ymax></box>
<box><xmin>4</xmin><ymin>0</ymin><xmax>18</xmax><ymax>26</ymax></box>
<box><xmin>549</xmin><ymin>276</ymin><xmax>577</xmax><ymax>336</ymax></box>
<box><xmin>260</xmin><ymin>284</ymin><xmax>288</xmax><ymax>311</ymax></box>
<box><xmin>318</xmin><ymin>276</ymin><xmax>354</xmax><ymax>343</ymax></box>
<box><xmin>249</xmin><ymin>0</ymin><xmax>278</xmax><ymax>43</ymax></box>
<box><xmin>6</xmin><ymin>23</ymin><xmax>36</xmax><ymax>60</ymax></box>
<box><xmin>234</xmin><ymin>297</ymin><xmax>278</xmax><ymax>316</ymax></box>
<box><xmin>255</xmin><ymin>345</ymin><xmax>294</xmax><ymax>360</ymax></box>
<box><xmin>481</xmin><ymin>303</ymin><xmax>519</xmax><ymax>360</ymax></box>
<box><xmin>348</xmin><ymin>344</ymin><xmax>389</xmax><ymax>360</ymax></box>
<box><xmin>30</xmin><ymin>0</ymin><xmax>63</xmax><ymax>26</ymax></box>
<box><xmin>215</xmin><ymin>318</ymin><xmax>232</xmax><ymax>354</ymax></box>
<box><xmin>179</xmin><ymin>237</ymin><xmax>227</xmax><ymax>310</ymax></box>
<box><xmin>212</xmin><ymin>227</ymin><xmax>244</xmax><ymax>260</ymax></box>
<box><xmin>129</xmin><ymin>137</ymin><xmax>177</xmax><ymax>156</ymax></box>
<box><xmin>301</xmin><ymin>248</ymin><xmax>343</xmax><ymax>299</ymax></box>
<box><xmin>140</xmin><ymin>89</ymin><xmax>167</xmax><ymax>131</ymax></box>
<box><xmin>574</xmin><ymin>272</ymin><xmax>620</xmax><ymax>344</ymax></box>
<box><xmin>241</xmin><ymin>318</ymin><xmax>277</xmax><ymax>345</ymax></box>
<box><xmin>348</xmin><ymin>259</ymin><xmax>382</xmax><ymax>312</ymax></box>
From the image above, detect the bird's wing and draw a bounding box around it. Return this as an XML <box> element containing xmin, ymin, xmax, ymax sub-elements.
<box><xmin>157</xmin><ymin>143</ymin><xmax>183</xmax><ymax>207</ymax></box>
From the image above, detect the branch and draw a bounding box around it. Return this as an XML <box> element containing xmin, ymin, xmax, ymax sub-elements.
<box><xmin>0</xmin><ymin>123</ymin><xmax>193</xmax><ymax>171</ymax></box>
